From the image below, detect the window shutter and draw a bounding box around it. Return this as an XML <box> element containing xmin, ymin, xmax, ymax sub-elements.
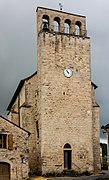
<box><xmin>8</xmin><ymin>134</ymin><xmax>13</xmax><ymax>150</ymax></box>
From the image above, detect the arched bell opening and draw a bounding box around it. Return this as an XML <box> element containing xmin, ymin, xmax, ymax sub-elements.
<box><xmin>42</xmin><ymin>15</ymin><xmax>49</xmax><ymax>31</ymax></box>
<box><xmin>64</xmin><ymin>19</ymin><xmax>71</xmax><ymax>34</ymax></box>
<box><xmin>53</xmin><ymin>17</ymin><xmax>60</xmax><ymax>32</ymax></box>
<box><xmin>75</xmin><ymin>21</ymin><xmax>81</xmax><ymax>36</ymax></box>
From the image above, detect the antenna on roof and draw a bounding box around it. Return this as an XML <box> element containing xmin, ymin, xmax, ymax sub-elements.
<box><xmin>59</xmin><ymin>3</ymin><xmax>63</xmax><ymax>11</ymax></box>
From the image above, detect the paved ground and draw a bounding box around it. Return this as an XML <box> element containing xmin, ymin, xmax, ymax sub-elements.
<box><xmin>30</xmin><ymin>172</ymin><xmax>109</xmax><ymax>180</ymax></box>
<box><xmin>47</xmin><ymin>174</ymin><xmax>109</xmax><ymax>180</ymax></box>
<box><xmin>31</xmin><ymin>174</ymin><xmax>109</xmax><ymax>180</ymax></box>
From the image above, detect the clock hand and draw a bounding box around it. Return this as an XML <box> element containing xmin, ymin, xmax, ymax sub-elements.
<box><xmin>66</xmin><ymin>70</ymin><xmax>69</xmax><ymax>74</ymax></box>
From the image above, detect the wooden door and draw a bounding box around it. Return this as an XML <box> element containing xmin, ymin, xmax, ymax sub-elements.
<box><xmin>64</xmin><ymin>150</ymin><xmax>71</xmax><ymax>169</ymax></box>
<box><xmin>0</xmin><ymin>162</ymin><xmax>10</xmax><ymax>180</ymax></box>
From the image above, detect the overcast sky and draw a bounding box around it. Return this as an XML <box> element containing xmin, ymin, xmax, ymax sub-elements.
<box><xmin>0</xmin><ymin>0</ymin><xmax>109</xmax><ymax>139</ymax></box>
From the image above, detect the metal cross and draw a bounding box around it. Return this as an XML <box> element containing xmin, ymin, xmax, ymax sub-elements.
<box><xmin>59</xmin><ymin>3</ymin><xmax>63</xmax><ymax>11</ymax></box>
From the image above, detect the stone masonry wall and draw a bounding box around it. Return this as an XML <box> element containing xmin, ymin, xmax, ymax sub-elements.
<box><xmin>37</xmin><ymin>30</ymin><xmax>94</xmax><ymax>174</ymax></box>
<box><xmin>8</xmin><ymin>74</ymin><xmax>38</xmax><ymax>174</ymax></box>
<box><xmin>92</xmin><ymin>86</ymin><xmax>100</xmax><ymax>173</ymax></box>
<box><xmin>36</xmin><ymin>7</ymin><xmax>100</xmax><ymax>174</ymax></box>
<box><xmin>92</xmin><ymin>105</ymin><xmax>100</xmax><ymax>173</ymax></box>
<box><xmin>8</xmin><ymin>97</ymin><xmax>19</xmax><ymax>126</ymax></box>
<box><xmin>19</xmin><ymin>75</ymin><xmax>38</xmax><ymax>174</ymax></box>
<box><xmin>0</xmin><ymin>116</ymin><xmax>29</xmax><ymax>180</ymax></box>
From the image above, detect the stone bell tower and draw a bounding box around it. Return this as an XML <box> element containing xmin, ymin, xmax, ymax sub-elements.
<box><xmin>36</xmin><ymin>7</ymin><xmax>100</xmax><ymax>175</ymax></box>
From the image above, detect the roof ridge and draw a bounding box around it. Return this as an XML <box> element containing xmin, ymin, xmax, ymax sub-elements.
<box><xmin>0</xmin><ymin>115</ymin><xmax>31</xmax><ymax>135</ymax></box>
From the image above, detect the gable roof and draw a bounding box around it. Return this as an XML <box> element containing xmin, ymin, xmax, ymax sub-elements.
<box><xmin>7</xmin><ymin>71</ymin><xmax>37</xmax><ymax>111</ymax></box>
<box><xmin>0</xmin><ymin>115</ymin><xmax>31</xmax><ymax>135</ymax></box>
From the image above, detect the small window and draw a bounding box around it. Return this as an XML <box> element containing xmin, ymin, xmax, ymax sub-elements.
<box><xmin>75</xmin><ymin>21</ymin><xmax>81</xmax><ymax>35</ymax></box>
<box><xmin>64</xmin><ymin>19</ymin><xmax>71</xmax><ymax>33</ymax></box>
<box><xmin>0</xmin><ymin>134</ymin><xmax>7</xmax><ymax>149</ymax></box>
<box><xmin>0</xmin><ymin>133</ymin><xmax>13</xmax><ymax>150</ymax></box>
<box><xmin>36</xmin><ymin>121</ymin><xmax>39</xmax><ymax>138</ymax></box>
<box><xmin>54</xmin><ymin>17</ymin><xmax>60</xmax><ymax>32</ymax></box>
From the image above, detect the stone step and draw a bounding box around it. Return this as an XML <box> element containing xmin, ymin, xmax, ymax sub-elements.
<box><xmin>30</xmin><ymin>176</ymin><xmax>47</xmax><ymax>180</ymax></box>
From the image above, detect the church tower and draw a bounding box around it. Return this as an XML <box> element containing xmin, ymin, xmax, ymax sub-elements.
<box><xmin>36</xmin><ymin>7</ymin><xmax>100</xmax><ymax>175</ymax></box>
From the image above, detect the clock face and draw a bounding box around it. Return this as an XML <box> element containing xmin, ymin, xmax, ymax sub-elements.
<box><xmin>64</xmin><ymin>68</ymin><xmax>73</xmax><ymax>78</ymax></box>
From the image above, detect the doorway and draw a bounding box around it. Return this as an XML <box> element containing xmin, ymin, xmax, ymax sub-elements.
<box><xmin>0</xmin><ymin>162</ymin><xmax>10</xmax><ymax>180</ymax></box>
<box><xmin>64</xmin><ymin>143</ymin><xmax>72</xmax><ymax>169</ymax></box>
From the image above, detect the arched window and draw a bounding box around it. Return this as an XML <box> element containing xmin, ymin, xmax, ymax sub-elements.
<box><xmin>64</xmin><ymin>143</ymin><xmax>72</xmax><ymax>169</ymax></box>
<box><xmin>42</xmin><ymin>15</ymin><xmax>49</xmax><ymax>31</ymax></box>
<box><xmin>54</xmin><ymin>17</ymin><xmax>60</xmax><ymax>32</ymax></box>
<box><xmin>64</xmin><ymin>19</ymin><xmax>71</xmax><ymax>33</ymax></box>
<box><xmin>75</xmin><ymin>21</ymin><xmax>81</xmax><ymax>35</ymax></box>
<box><xmin>64</xmin><ymin>143</ymin><xmax>71</xmax><ymax>148</ymax></box>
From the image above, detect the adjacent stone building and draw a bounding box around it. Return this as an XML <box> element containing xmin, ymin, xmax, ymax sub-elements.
<box><xmin>0</xmin><ymin>6</ymin><xmax>101</xmax><ymax>179</ymax></box>
<box><xmin>7</xmin><ymin>72</ymin><xmax>38</xmax><ymax>174</ymax></box>
<box><xmin>0</xmin><ymin>116</ymin><xmax>29</xmax><ymax>179</ymax></box>
<box><xmin>101</xmin><ymin>124</ymin><xmax>109</xmax><ymax>170</ymax></box>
